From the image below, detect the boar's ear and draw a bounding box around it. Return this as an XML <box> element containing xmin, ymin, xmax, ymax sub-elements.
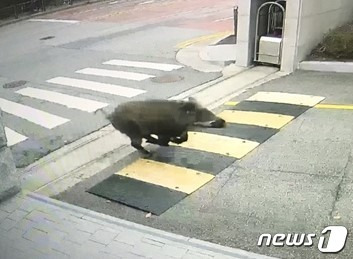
<box><xmin>179</xmin><ymin>101</ymin><xmax>197</xmax><ymax>114</ymax></box>
<box><xmin>188</xmin><ymin>97</ymin><xmax>197</xmax><ymax>103</ymax></box>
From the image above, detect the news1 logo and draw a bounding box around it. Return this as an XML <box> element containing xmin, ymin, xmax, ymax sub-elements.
<box><xmin>257</xmin><ymin>226</ymin><xmax>348</xmax><ymax>253</ymax></box>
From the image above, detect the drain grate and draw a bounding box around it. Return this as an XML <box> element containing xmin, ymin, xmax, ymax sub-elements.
<box><xmin>3</xmin><ymin>80</ymin><xmax>27</xmax><ymax>89</ymax></box>
<box><xmin>151</xmin><ymin>75</ymin><xmax>184</xmax><ymax>83</ymax></box>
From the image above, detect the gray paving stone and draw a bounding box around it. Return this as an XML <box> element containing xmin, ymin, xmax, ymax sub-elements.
<box><xmin>99</xmin><ymin>251</ymin><xmax>123</xmax><ymax>259</ymax></box>
<box><xmin>25</xmin><ymin>209</ymin><xmax>60</xmax><ymax>223</ymax></box>
<box><xmin>64</xmin><ymin>229</ymin><xmax>92</xmax><ymax>244</ymax></box>
<box><xmin>141</xmin><ymin>235</ymin><xmax>166</xmax><ymax>247</ymax></box>
<box><xmin>46</xmin><ymin>251</ymin><xmax>70</xmax><ymax>259</ymax></box>
<box><xmin>16</xmin><ymin>218</ymin><xmax>38</xmax><ymax>231</ymax></box>
<box><xmin>0</xmin><ymin>242</ymin><xmax>32</xmax><ymax>259</ymax></box>
<box><xmin>0</xmin><ymin>147</ymin><xmax>20</xmax><ymax>202</ymax></box>
<box><xmin>63</xmin><ymin>214</ymin><xmax>84</xmax><ymax>224</ymax></box>
<box><xmin>114</xmin><ymin>229</ymin><xmax>144</xmax><ymax>245</ymax></box>
<box><xmin>32</xmin><ymin>219</ymin><xmax>59</xmax><ymax>233</ymax></box>
<box><xmin>17</xmin><ymin>198</ymin><xmax>42</xmax><ymax>212</ymax></box>
<box><xmin>67</xmin><ymin>247</ymin><xmax>102</xmax><ymax>259</ymax></box>
<box><xmin>0</xmin><ymin>217</ymin><xmax>17</xmax><ymax>230</ymax></box>
<box><xmin>214</xmin><ymin>254</ymin><xmax>243</xmax><ymax>259</ymax></box>
<box><xmin>0</xmin><ymin>194</ymin><xmax>23</xmax><ymax>213</ymax></box>
<box><xmin>50</xmin><ymin>239</ymin><xmax>83</xmax><ymax>256</ymax></box>
<box><xmin>7</xmin><ymin>227</ymin><xmax>25</xmax><ymax>240</ymax></box>
<box><xmin>2</xmin><ymin>194</ymin><xmax>278</xmax><ymax>259</ymax></box>
<box><xmin>7</xmin><ymin>209</ymin><xmax>30</xmax><ymax>222</ymax></box>
<box><xmin>184</xmin><ymin>249</ymin><xmax>215</xmax><ymax>258</ymax></box>
<box><xmin>161</xmin><ymin>244</ymin><xmax>188</xmax><ymax>258</ymax></box>
<box><xmin>83</xmin><ymin>239</ymin><xmax>107</xmax><ymax>251</ymax></box>
<box><xmin>26</xmin><ymin>249</ymin><xmax>50</xmax><ymax>259</ymax></box>
<box><xmin>11</xmin><ymin>237</ymin><xmax>46</xmax><ymax>255</ymax></box>
<box><xmin>89</xmin><ymin>229</ymin><xmax>119</xmax><ymax>245</ymax></box>
<box><xmin>0</xmin><ymin>209</ymin><xmax>9</xmax><ymax>221</ymax></box>
<box><xmin>132</xmin><ymin>241</ymin><xmax>164</xmax><ymax>258</ymax></box>
<box><xmin>23</xmin><ymin>227</ymin><xmax>49</xmax><ymax>243</ymax></box>
<box><xmin>81</xmin><ymin>215</ymin><xmax>107</xmax><ymax>226</ymax></box>
<box><xmin>74</xmin><ymin>219</ymin><xmax>102</xmax><ymax>234</ymax></box>
<box><xmin>105</xmin><ymin>240</ymin><xmax>140</xmax><ymax>258</ymax></box>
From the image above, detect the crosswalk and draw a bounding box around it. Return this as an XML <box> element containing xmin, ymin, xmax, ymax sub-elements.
<box><xmin>87</xmin><ymin>91</ymin><xmax>326</xmax><ymax>215</ymax></box>
<box><xmin>1</xmin><ymin>58</ymin><xmax>184</xmax><ymax>149</ymax></box>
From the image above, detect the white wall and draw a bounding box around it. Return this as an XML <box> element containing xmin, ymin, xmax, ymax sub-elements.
<box><xmin>282</xmin><ymin>0</ymin><xmax>353</xmax><ymax>72</ymax></box>
<box><xmin>236</xmin><ymin>0</ymin><xmax>269</xmax><ymax>67</ymax></box>
<box><xmin>237</xmin><ymin>0</ymin><xmax>353</xmax><ymax>73</ymax></box>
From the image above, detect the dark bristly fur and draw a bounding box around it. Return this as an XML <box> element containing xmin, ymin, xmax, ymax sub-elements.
<box><xmin>99</xmin><ymin>97</ymin><xmax>225</xmax><ymax>157</ymax></box>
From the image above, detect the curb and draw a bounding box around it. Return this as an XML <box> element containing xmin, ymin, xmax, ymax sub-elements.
<box><xmin>176</xmin><ymin>31</ymin><xmax>233</xmax><ymax>49</ymax></box>
<box><xmin>27</xmin><ymin>192</ymin><xmax>278</xmax><ymax>259</ymax></box>
<box><xmin>298</xmin><ymin>61</ymin><xmax>353</xmax><ymax>73</ymax></box>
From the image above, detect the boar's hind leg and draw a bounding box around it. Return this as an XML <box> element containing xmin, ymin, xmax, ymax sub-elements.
<box><xmin>170</xmin><ymin>131</ymin><xmax>188</xmax><ymax>144</ymax></box>
<box><xmin>146</xmin><ymin>135</ymin><xmax>170</xmax><ymax>146</ymax></box>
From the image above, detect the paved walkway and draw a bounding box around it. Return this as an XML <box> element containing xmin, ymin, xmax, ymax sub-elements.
<box><xmin>0</xmin><ymin>192</ymin><xmax>276</xmax><ymax>259</ymax></box>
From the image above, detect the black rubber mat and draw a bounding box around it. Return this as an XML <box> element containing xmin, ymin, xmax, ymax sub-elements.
<box><xmin>87</xmin><ymin>174</ymin><xmax>187</xmax><ymax>216</ymax></box>
<box><xmin>192</xmin><ymin>123</ymin><xmax>279</xmax><ymax>144</ymax></box>
<box><xmin>225</xmin><ymin>100</ymin><xmax>310</xmax><ymax>117</ymax></box>
<box><xmin>147</xmin><ymin>145</ymin><xmax>236</xmax><ymax>176</ymax></box>
<box><xmin>86</xmin><ymin>93</ymin><xmax>320</xmax><ymax>216</ymax></box>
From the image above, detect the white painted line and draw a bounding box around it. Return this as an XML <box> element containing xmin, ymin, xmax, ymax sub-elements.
<box><xmin>138</xmin><ymin>0</ymin><xmax>155</xmax><ymax>5</ymax></box>
<box><xmin>47</xmin><ymin>77</ymin><xmax>146</xmax><ymax>98</ymax></box>
<box><xmin>5</xmin><ymin>127</ymin><xmax>28</xmax><ymax>147</ymax></box>
<box><xmin>28</xmin><ymin>18</ymin><xmax>80</xmax><ymax>24</ymax></box>
<box><xmin>75</xmin><ymin>68</ymin><xmax>154</xmax><ymax>81</ymax></box>
<box><xmin>214</xmin><ymin>17</ymin><xmax>233</xmax><ymax>22</ymax></box>
<box><xmin>247</xmin><ymin>91</ymin><xmax>325</xmax><ymax>107</ymax></box>
<box><xmin>0</xmin><ymin>98</ymin><xmax>70</xmax><ymax>129</ymax></box>
<box><xmin>16</xmin><ymin>87</ymin><xmax>109</xmax><ymax>113</ymax></box>
<box><xmin>109</xmin><ymin>1</ymin><xmax>119</xmax><ymax>4</ymax></box>
<box><xmin>103</xmin><ymin>59</ymin><xmax>183</xmax><ymax>71</ymax></box>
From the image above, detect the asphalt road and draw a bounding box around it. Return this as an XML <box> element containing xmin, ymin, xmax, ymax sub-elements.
<box><xmin>0</xmin><ymin>0</ymin><xmax>234</xmax><ymax>168</ymax></box>
<box><xmin>55</xmin><ymin>70</ymin><xmax>353</xmax><ymax>259</ymax></box>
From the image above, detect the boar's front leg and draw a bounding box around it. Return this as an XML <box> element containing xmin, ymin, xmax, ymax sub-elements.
<box><xmin>130</xmin><ymin>137</ymin><xmax>151</xmax><ymax>157</ymax></box>
<box><xmin>170</xmin><ymin>131</ymin><xmax>188</xmax><ymax>144</ymax></box>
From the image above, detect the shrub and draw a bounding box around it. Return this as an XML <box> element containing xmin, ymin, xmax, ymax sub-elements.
<box><xmin>311</xmin><ymin>22</ymin><xmax>353</xmax><ymax>60</ymax></box>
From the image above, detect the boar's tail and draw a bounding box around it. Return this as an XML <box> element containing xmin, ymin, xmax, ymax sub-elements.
<box><xmin>94</xmin><ymin>108</ymin><xmax>112</xmax><ymax>121</ymax></box>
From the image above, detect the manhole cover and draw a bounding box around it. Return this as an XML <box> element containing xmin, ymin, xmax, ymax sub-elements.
<box><xmin>3</xmin><ymin>80</ymin><xmax>27</xmax><ymax>89</ymax></box>
<box><xmin>150</xmin><ymin>75</ymin><xmax>184</xmax><ymax>83</ymax></box>
<box><xmin>40</xmin><ymin>36</ymin><xmax>55</xmax><ymax>40</ymax></box>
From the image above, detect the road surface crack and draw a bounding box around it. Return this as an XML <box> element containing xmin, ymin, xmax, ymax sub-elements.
<box><xmin>329</xmin><ymin>149</ymin><xmax>353</xmax><ymax>219</ymax></box>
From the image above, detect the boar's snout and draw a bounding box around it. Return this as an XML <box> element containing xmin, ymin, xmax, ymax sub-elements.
<box><xmin>210</xmin><ymin>118</ymin><xmax>226</xmax><ymax>128</ymax></box>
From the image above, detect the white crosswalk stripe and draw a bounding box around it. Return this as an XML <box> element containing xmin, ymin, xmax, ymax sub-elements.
<box><xmin>103</xmin><ymin>59</ymin><xmax>183</xmax><ymax>71</ymax></box>
<box><xmin>4</xmin><ymin>127</ymin><xmax>28</xmax><ymax>147</ymax></box>
<box><xmin>28</xmin><ymin>18</ymin><xmax>80</xmax><ymax>24</ymax></box>
<box><xmin>46</xmin><ymin>77</ymin><xmax>146</xmax><ymax>97</ymax></box>
<box><xmin>75</xmin><ymin>68</ymin><xmax>155</xmax><ymax>81</ymax></box>
<box><xmin>0</xmin><ymin>98</ymin><xmax>70</xmax><ymax>129</ymax></box>
<box><xmin>16</xmin><ymin>87</ymin><xmax>109</xmax><ymax>113</ymax></box>
<box><xmin>2</xmin><ymin>58</ymin><xmax>183</xmax><ymax>147</ymax></box>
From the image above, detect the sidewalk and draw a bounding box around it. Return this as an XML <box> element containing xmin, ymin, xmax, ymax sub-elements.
<box><xmin>0</xmin><ymin>191</ymin><xmax>277</xmax><ymax>259</ymax></box>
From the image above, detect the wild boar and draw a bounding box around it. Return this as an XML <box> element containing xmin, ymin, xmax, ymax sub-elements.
<box><xmin>101</xmin><ymin>97</ymin><xmax>225</xmax><ymax>156</ymax></box>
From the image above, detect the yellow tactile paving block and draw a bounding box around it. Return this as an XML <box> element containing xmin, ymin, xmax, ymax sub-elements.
<box><xmin>218</xmin><ymin>110</ymin><xmax>295</xmax><ymax>129</ymax></box>
<box><xmin>172</xmin><ymin>131</ymin><xmax>259</xmax><ymax>159</ymax></box>
<box><xmin>115</xmin><ymin>159</ymin><xmax>214</xmax><ymax>194</ymax></box>
<box><xmin>246</xmin><ymin>91</ymin><xmax>325</xmax><ymax>107</ymax></box>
